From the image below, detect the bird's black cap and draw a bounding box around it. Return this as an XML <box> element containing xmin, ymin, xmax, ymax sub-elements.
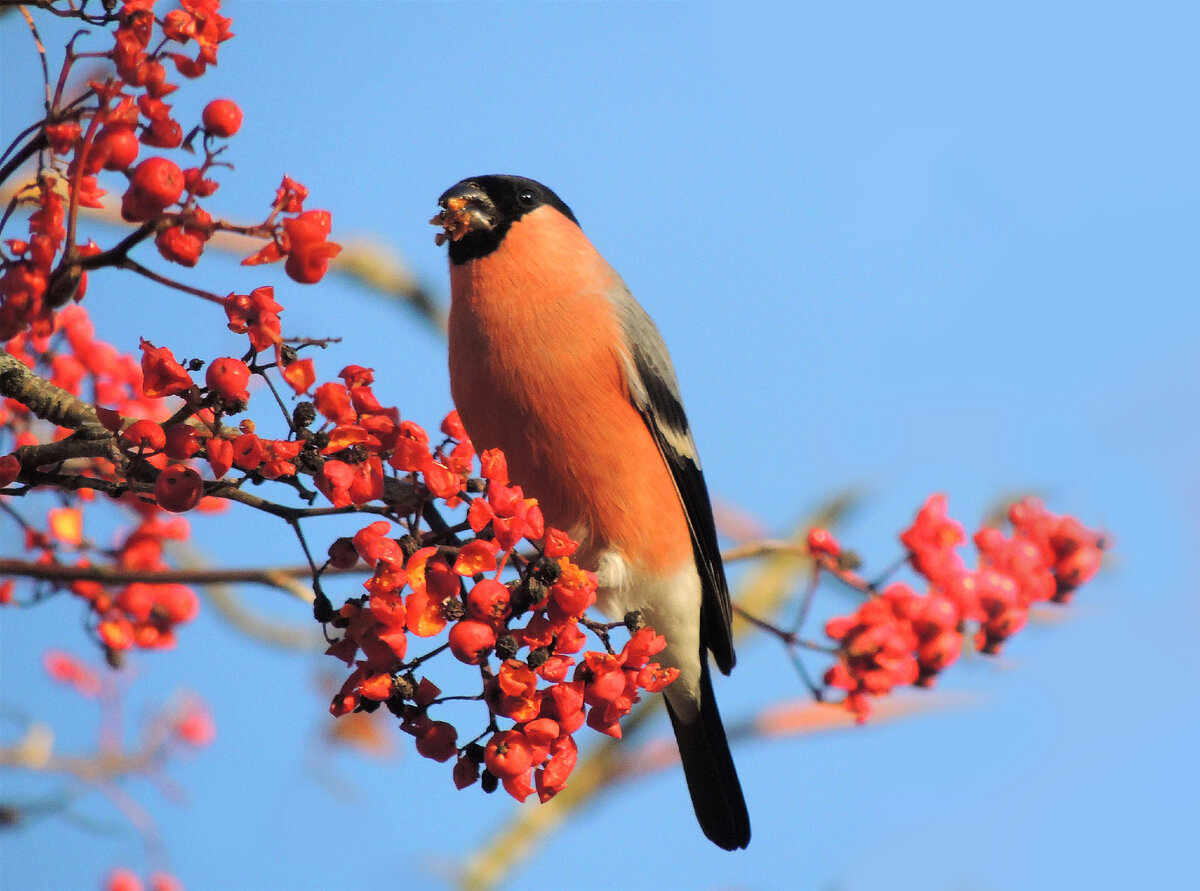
<box><xmin>436</xmin><ymin>175</ymin><xmax>578</xmax><ymax>264</ymax></box>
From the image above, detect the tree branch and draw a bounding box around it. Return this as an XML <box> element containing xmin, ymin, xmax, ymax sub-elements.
<box><xmin>0</xmin><ymin>556</ymin><xmax>349</xmax><ymax>591</ymax></box>
<box><xmin>0</xmin><ymin>347</ymin><xmax>106</xmax><ymax>433</ymax></box>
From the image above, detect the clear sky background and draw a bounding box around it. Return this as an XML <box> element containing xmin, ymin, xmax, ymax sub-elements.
<box><xmin>2</xmin><ymin>2</ymin><xmax>1198</xmax><ymax>889</ymax></box>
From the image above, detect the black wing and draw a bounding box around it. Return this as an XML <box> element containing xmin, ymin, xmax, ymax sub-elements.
<box><xmin>616</xmin><ymin>293</ymin><xmax>735</xmax><ymax>673</ymax></box>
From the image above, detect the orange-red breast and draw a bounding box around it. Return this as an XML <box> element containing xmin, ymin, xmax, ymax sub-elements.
<box><xmin>437</xmin><ymin>175</ymin><xmax>750</xmax><ymax>850</ymax></box>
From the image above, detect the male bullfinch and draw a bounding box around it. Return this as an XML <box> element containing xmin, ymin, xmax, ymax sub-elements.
<box><xmin>435</xmin><ymin>175</ymin><xmax>750</xmax><ymax>850</ymax></box>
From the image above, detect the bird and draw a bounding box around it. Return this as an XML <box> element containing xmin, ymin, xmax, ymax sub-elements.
<box><xmin>435</xmin><ymin>174</ymin><xmax>750</xmax><ymax>850</ymax></box>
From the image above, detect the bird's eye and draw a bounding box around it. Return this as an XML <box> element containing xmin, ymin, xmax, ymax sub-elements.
<box><xmin>517</xmin><ymin>188</ymin><xmax>537</xmax><ymax>207</ymax></box>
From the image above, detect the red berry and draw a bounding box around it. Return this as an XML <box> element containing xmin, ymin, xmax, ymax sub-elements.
<box><xmin>1054</xmin><ymin>545</ymin><xmax>1104</xmax><ymax>594</ymax></box>
<box><xmin>175</xmin><ymin>702</ymin><xmax>216</xmax><ymax>746</ymax></box>
<box><xmin>116</xmin><ymin>583</ymin><xmax>156</xmax><ymax>621</ymax></box>
<box><xmin>163</xmin><ymin>424</ymin><xmax>201</xmax><ymax>460</ymax></box>
<box><xmin>155</xmin><ymin>225</ymin><xmax>205</xmax><ymax>267</ymax></box>
<box><xmin>98</xmin><ymin>615</ymin><xmax>135</xmax><ymax>651</ymax></box>
<box><xmin>0</xmin><ymin>454</ymin><xmax>20</xmax><ymax>488</ymax></box>
<box><xmin>448</xmin><ymin>619</ymin><xmax>496</xmax><ymax>665</ymax></box>
<box><xmin>205</xmin><ymin>357</ymin><xmax>251</xmax><ymax>402</ymax></box>
<box><xmin>415</xmin><ymin>721</ymin><xmax>459</xmax><ymax>762</ymax></box>
<box><xmin>917</xmin><ymin>630</ymin><xmax>962</xmax><ymax>674</ymax></box>
<box><xmin>149</xmin><ymin>872</ymin><xmax>184</xmax><ymax>891</ymax></box>
<box><xmin>807</xmin><ymin>527</ymin><xmax>841</xmax><ymax>557</ymax></box>
<box><xmin>95</xmin><ymin>125</ymin><xmax>140</xmax><ymax>170</ymax></box>
<box><xmin>154</xmin><ymin>464</ymin><xmax>204</xmax><ymax>512</ymax></box>
<box><xmin>155</xmin><ymin>583</ymin><xmax>199</xmax><ymax>624</ymax></box>
<box><xmin>121</xmin><ymin>157</ymin><xmax>184</xmax><ymax>222</ymax></box>
<box><xmin>484</xmin><ymin>729</ymin><xmax>533</xmax><ymax>780</ymax></box>
<box><xmin>202</xmin><ymin>99</ymin><xmax>243</xmax><ymax>137</ymax></box>
<box><xmin>105</xmin><ymin>867</ymin><xmax>144</xmax><ymax>891</ymax></box>
<box><xmin>466</xmin><ymin>578</ymin><xmax>510</xmax><ymax>622</ymax></box>
<box><xmin>120</xmin><ymin>419</ymin><xmax>166</xmax><ymax>452</ymax></box>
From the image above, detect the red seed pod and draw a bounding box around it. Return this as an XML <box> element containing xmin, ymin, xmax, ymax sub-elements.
<box><xmin>149</xmin><ymin>872</ymin><xmax>184</xmax><ymax>891</ymax></box>
<box><xmin>141</xmin><ymin>61</ymin><xmax>174</xmax><ymax>98</ymax></box>
<box><xmin>98</xmin><ymin>614</ymin><xmax>135</xmax><ymax>651</ymax></box>
<box><xmin>140</xmin><ymin>116</ymin><xmax>183</xmax><ymax>149</ymax></box>
<box><xmin>453</xmin><ymin>753</ymin><xmax>480</xmax><ymax>789</ymax></box>
<box><xmin>207</xmin><ymin>437</ymin><xmax>233</xmax><ymax>479</ymax></box>
<box><xmin>44</xmin><ymin>121</ymin><xmax>81</xmax><ymax>155</ymax></box>
<box><xmin>231</xmin><ymin>432</ymin><xmax>264</xmax><ymax>470</ymax></box>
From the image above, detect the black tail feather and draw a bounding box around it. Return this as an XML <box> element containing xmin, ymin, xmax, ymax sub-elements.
<box><xmin>664</xmin><ymin>659</ymin><xmax>751</xmax><ymax>850</ymax></box>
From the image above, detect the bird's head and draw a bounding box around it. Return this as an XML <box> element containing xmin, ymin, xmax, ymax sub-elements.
<box><xmin>433</xmin><ymin>175</ymin><xmax>578</xmax><ymax>264</ymax></box>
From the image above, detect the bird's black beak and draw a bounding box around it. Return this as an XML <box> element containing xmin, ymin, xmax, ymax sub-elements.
<box><xmin>432</xmin><ymin>180</ymin><xmax>496</xmax><ymax>245</ymax></box>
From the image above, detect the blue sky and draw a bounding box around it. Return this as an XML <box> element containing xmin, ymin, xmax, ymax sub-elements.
<box><xmin>2</xmin><ymin>3</ymin><xmax>1198</xmax><ymax>889</ymax></box>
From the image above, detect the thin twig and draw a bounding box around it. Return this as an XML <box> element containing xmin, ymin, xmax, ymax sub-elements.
<box><xmin>0</xmin><ymin>556</ymin><xmax>367</xmax><ymax>591</ymax></box>
<box><xmin>731</xmin><ymin>603</ymin><xmax>836</xmax><ymax>654</ymax></box>
<box><xmin>118</xmin><ymin>256</ymin><xmax>226</xmax><ymax>305</ymax></box>
<box><xmin>721</xmin><ymin>539</ymin><xmax>810</xmax><ymax>562</ymax></box>
<box><xmin>17</xmin><ymin>5</ymin><xmax>52</xmax><ymax>113</ymax></box>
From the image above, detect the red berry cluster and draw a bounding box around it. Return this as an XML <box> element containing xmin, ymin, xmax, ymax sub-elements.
<box><xmin>5</xmin><ymin>106</ymin><xmax>678</xmax><ymax>801</ymax></box>
<box><xmin>2</xmin><ymin>288</ymin><xmax>318</xmax><ymax>662</ymax></box>
<box><xmin>307</xmin><ymin>364</ymin><xmax>422</xmax><ymax>508</ymax></box>
<box><xmin>104</xmin><ymin>867</ymin><xmax>183</xmax><ymax>891</ymax></box>
<box><xmin>44</xmin><ymin>649</ymin><xmax>103</xmax><ymax>697</ymax></box>
<box><xmin>243</xmin><ymin>205</ymin><xmax>342</xmax><ymax>285</ymax></box>
<box><xmin>819</xmin><ymin>495</ymin><xmax>1106</xmax><ymax>721</ymax></box>
<box><xmin>2</xmin><ymin>9</ymin><xmax>1116</xmax><ymax>885</ymax></box>
<box><xmin>1</xmin><ymin>309</ymin><xmax>216</xmax><ymax>656</ymax></box>
<box><xmin>0</xmin><ymin>0</ymin><xmax>341</xmax><ymax>346</ymax></box>
<box><xmin>321</xmin><ymin>420</ymin><xmax>678</xmax><ymax>803</ymax></box>
<box><xmin>38</xmin><ymin>646</ymin><xmax>209</xmax><ymax>891</ymax></box>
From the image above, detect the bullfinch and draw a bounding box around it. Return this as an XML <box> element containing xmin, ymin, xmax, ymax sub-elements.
<box><xmin>435</xmin><ymin>175</ymin><xmax>750</xmax><ymax>850</ymax></box>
